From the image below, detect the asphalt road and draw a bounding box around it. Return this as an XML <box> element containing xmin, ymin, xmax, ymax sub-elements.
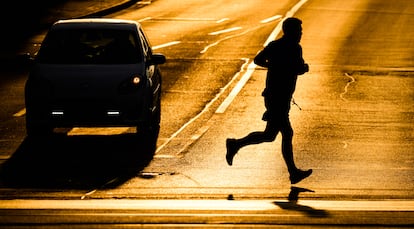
<box><xmin>0</xmin><ymin>0</ymin><xmax>413</xmax><ymax>227</ymax></box>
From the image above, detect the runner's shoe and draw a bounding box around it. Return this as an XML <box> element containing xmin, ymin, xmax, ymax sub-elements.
<box><xmin>290</xmin><ymin>169</ymin><xmax>312</xmax><ymax>184</ymax></box>
<box><xmin>226</xmin><ymin>138</ymin><xmax>238</xmax><ymax>166</ymax></box>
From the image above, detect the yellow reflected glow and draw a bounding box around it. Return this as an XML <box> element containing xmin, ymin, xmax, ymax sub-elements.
<box><xmin>67</xmin><ymin>127</ymin><xmax>135</xmax><ymax>135</ymax></box>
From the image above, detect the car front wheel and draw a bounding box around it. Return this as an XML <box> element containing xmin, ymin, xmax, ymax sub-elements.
<box><xmin>26</xmin><ymin>119</ymin><xmax>54</xmax><ymax>137</ymax></box>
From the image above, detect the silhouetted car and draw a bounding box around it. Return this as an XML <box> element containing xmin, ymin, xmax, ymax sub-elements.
<box><xmin>25</xmin><ymin>18</ymin><xmax>166</xmax><ymax>139</ymax></box>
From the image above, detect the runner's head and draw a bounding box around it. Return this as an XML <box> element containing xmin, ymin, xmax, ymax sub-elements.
<box><xmin>282</xmin><ymin>17</ymin><xmax>303</xmax><ymax>43</ymax></box>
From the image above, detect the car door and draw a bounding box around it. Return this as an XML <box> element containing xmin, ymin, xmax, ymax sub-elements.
<box><xmin>138</xmin><ymin>28</ymin><xmax>160</xmax><ymax>110</ymax></box>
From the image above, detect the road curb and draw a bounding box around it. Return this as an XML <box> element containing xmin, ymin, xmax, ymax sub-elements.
<box><xmin>0</xmin><ymin>199</ymin><xmax>413</xmax><ymax>226</ymax></box>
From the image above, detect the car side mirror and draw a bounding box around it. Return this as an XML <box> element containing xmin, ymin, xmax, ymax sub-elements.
<box><xmin>150</xmin><ymin>53</ymin><xmax>166</xmax><ymax>65</ymax></box>
<box><xmin>16</xmin><ymin>52</ymin><xmax>35</xmax><ymax>68</ymax></box>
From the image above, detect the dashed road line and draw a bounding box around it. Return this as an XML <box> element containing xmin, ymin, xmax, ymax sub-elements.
<box><xmin>264</xmin><ymin>0</ymin><xmax>309</xmax><ymax>46</ymax></box>
<box><xmin>200</xmin><ymin>28</ymin><xmax>253</xmax><ymax>54</ymax></box>
<box><xmin>157</xmin><ymin>0</ymin><xmax>311</xmax><ymax>153</ymax></box>
<box><xmin>216</xmin><ymin>18</ymin><xmax>229</xmax><ymax>23</ymax></box>
<box><xmin>137</xmin><ymin>0</ymin><xmax>152</xmax><ymax>5</ymax></box>
<box><xmin>260</xmin><ymin>15</ymin><xmax>282</xmax><ymax>24</ymax></box>
<box><xmin>13</xmin><ymin>108</ymin><xmax>26</xmax><ymax>117</ymax></box>
<box><xmin>151</xmin><ymin>17</ymin><xmax>218</xmax><ymax>22</ymax></box>
<box><xmin>153</xmin><ymin>41</ymin><xmax>181</xmax><ymax>50</ymax></box>
<box><xmin>138</xmin><ymin>17</ymin><xmax>152</xmax><ymax>22</ymax></box>
<box><xmin>208</xmin><ymin>27</ymin><xmax>242</xmax><ymax>35</ymax></box>
<box><xmin>215</xmin><ymin>0</ymin><xmax>309</xmax><ymax>112</ymax></box>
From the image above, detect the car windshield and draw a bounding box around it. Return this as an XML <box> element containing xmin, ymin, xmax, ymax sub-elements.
<box><xmin>36</xmin><ymin>28</ymin><xmax>143</xmax><ymax>64</ymax></box>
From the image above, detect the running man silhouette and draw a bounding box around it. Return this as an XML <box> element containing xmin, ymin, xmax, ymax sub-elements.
<box><xmin>225</xmin><ymin>17</ymin><xmax>312</xmax><ymax>184</ymax></box>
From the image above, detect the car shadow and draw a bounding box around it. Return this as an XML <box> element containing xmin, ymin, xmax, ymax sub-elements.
<box><xmin>0</xmin><ymin>131</ymin><xmax>157</xmax><ymax>190</ymax></box>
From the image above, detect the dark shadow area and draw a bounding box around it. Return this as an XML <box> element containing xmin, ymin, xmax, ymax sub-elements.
<box><xmin>0</xmin><ymin>131</ymin><xmax>157</xmax><ymax>189</ymax></box>
<box><xmin>0</xmin><ymin>0</ymin><xmax>139</xmax><ymax>61</ymax></box>
<box><xmin>273</xmin><ymin>186</ymin><xmax>330</xmax><ymax>218</ymax></box>
<box><xmin>0</xmin><ymin>0</ymin><xmax>70</xmax><ymax>59</ymax></box>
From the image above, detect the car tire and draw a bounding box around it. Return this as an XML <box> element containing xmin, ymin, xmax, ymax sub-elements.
<box><xmin>26</xmin><ymin>114</ymin><xmax>53</xmax><ymax>137</ymax></box>
<box><xmin>26</xmin><ymin>120</ymin><xmax>54</xmax><ymax>137</ymax></box>
<box><xmin>136</xmin><ymin>95</ymin><xmax>160</xmax><ymax>153</ymax></box>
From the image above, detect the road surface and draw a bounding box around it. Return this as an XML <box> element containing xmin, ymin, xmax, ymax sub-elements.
<box><xmin>0</xmin><ymin>0</ymin><xmax>413</xmax><ymax>227</ymax></box>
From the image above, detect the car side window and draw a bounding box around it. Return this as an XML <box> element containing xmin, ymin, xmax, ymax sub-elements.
<box><xmin>138</xmin><ymin>28</ymin><xmax>151</xmax><ymax>58</ymax></box>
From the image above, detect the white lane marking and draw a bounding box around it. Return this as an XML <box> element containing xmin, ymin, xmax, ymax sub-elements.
<box><xmin>264</xmin><ymin>0</ymin><xmax>309</xmax><ymax>46</ymax></box>
<box><xmin>200</xmin><ymin>28</ymin><xmax>253</xmax><ymax>54</ymax></box>
<box><xmin>216</xmin><ymin>18</ymin><xmax>229</xmax><ymax>23</ymax></box>
<box><xmin>156</xmin><ymin>0</ymin><xmax>309</xmax><ymax>153</ymax></box>
<box><xmin>151</xmin><ymin>17</ymin><xmax>227</xmax><ymax>23</ymax></box>
<box><xmin>153</xmin><ymin>154</ymin><xmax>177</xmax><ymax>158</ymax></box>
<box><xmin>208</xmin><ymin>27</ymin><xmax>242</xmax><ymax>36</ymax></box>
<box><xmin>137</xmin><ymin>0</ymin><xmax>152</xmax><ymax>4</ymax></box>
<box><xmin>215</xmin><ymin>61</ymin><xmax>256</xmax><ymax>113</ymax></box>
<box><xmin>155</xmin><ymin>58</ymin><xmax>248</xmax><ymax>154</ymax></box>
<box><xmin>215</xmin><ymin>0</ymin><xmax>310</xmax><ymax>113</ymax></box>
<box><xmin>190</xmin><ymin>125</ymin><xmax>210</xmax><ymax>141</ymax></box>
<box><xmin>138</xmin><ymin>17</ymin><xmax>152</xmax><ymax>22</ymax></box>
<box><xmin>176</xmin><ymin>125</ymin><xmax>210</xmax><ymax>156</ymax></box>
<box><xmin>152</xmin><ymin>41</ymin><xmax>181</xmax><ymax>50</ymax></box>
<box><xmin>153</xmin><ymin>17</ymin><xmax>218</xmax><ymax>21</ymax></box>
<box><xmin>200</xmin><ymin>41</ymin><xmax>219</xmax><ymax>54</ymax></box>
<box><xmin>260</xmin><ymin>15</ymin><xmax>282</xmax><ymax>24</ymax></box>
<box><xmin>0</xmin><ymin>155</ymin><xmax>11</xmax><ymax>160</ymax></box>
<box><xmin>13</xmin><ymin>108</ymin><xmax>26</xmax><ymax>117</ymax></box>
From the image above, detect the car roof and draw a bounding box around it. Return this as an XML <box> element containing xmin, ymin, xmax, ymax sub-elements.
<box><xmin>51</xmin><ymin>18</ymin><xmax>141</xmax><ymax>30</ymax></box>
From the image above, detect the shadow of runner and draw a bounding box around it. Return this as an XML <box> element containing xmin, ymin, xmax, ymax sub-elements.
<box><xmin>0</xmin><ymin>131</ymin><xmax>156</xmax><ymax>189</ymax></box>
<box><xmin>273</xmin><ymin>186</ymin><xmax>330</xmax><ymax>218</ymax></box>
